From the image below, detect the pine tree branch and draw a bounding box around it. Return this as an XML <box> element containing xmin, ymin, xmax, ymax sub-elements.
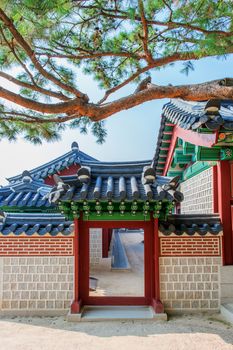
<box><xmin>0</xmin><ymin>8</ymin><xmax>88</xmax><ymax>101</ymax></box>
<box><xmin>0</xmin><ymin>72</ymin><xmax>70</xmax><ymax>101</ymax></box>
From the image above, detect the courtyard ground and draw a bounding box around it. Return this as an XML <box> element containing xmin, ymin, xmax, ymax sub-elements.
<box><xmin>0</xmin><ymin>313</ymin><xmax>232</xmax><ymax>350</ymax></box>
<box><xmin>90</xmin><ymin>230</ymin><xmax>144</xmax><ymax>296</ymax></box>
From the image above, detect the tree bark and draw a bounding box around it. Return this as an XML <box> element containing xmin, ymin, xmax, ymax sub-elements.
<box><xmin>1</xmin><ymin>79</ymin><xmax>233</xmax><ymax>123</ymax></box>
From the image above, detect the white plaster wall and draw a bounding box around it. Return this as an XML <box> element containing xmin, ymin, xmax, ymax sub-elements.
<box><xmin>180</xmin><ymin>168</ymin><xmax>213</xmax><ymax>214</ymax></box>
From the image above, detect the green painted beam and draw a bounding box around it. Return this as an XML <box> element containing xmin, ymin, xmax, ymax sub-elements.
<box><xmin>182</xmin><ymin>161</ymin><xmax>211</xmax><ymax>181</ymax></box>
<box><xmin>183</xmin><ymin>141</ymin><xmax>196</xmax><ymax>155</ymax></box>
<box><xmin>0</xmin><ymin>206</ymin><xmax>58</xmax><ymax>213</ymax></box>
<box><xmin>177</xmin><ymin>138</ymin><xmax>183</xmax><ymax>147</ymax></box>
<box><xmin>164</xmin><ymin>125</ymin><xmax>174</xmax><ymax>132</ymax></box>
<box><xmin>162</xmin><ymin>134</ymin><xmax>172</xmax><ymax>141</ymax></box>
<box><xmin>160</xmin><ymin>150</ymin><xmax>168</xmax><ymax>155</ymax></box>
<box><xmin>83</xmin><ymin>212</ymin><xmax>150</xmax><ymax>221</ymax></box>
<box><xmin>173</xmin><ymin>149</ymin><xmax>193</xmax><ymax>164</ymax></box>
<box><xmin>195</xmin><ymin>146</ymin><xmax>221</xmax><ymax>161</ymax></box>
<box><xmin>158</xmin><ymin>157</ymin><xmax>166</xmax><ymax>163</ymax></box>
<box><xmin>167</xmin><ymin>170</ymin><xmax>183</xmax><ymax>180</ymax></box>
<box><xmin>161</xmin><ymin>141</ymin><xmax>170</xmax><ymax>148</ymax></box>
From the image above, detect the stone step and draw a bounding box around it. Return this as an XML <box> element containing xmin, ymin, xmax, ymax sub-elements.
<box><xmin>67</xmin><ymin>306</ymin><xmax>167</xmax><ymax>322</ymax></box>
<box><xmin>221</xmin><ymin>303</ymin><xmax>233</xmax><ymax>325</ymax></box>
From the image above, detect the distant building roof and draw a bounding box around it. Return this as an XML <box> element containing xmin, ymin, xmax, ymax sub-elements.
<box><xmin>0</xmin><ymin>172</ymin><xmax>52</xmax><ymax>208</ymax></box>
<box><xmin>7</xmin><ymin>141</ymin><xmax>97</xmax><ymax>183</ymax></box>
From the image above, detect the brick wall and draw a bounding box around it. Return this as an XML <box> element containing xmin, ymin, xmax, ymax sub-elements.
<box><xmin>180</xmin><ymin>167</ymin><xmax>213</xmax><ymax>214</ymax></box>
<box><xmin>160</xmin><ymin>257</ymin><xmax>221</xmax><ymax>311</ymax></box>
<box><xmin>89</xmin><ymin>228</ymin><xmax>102</xmax><ymax>266</ymax></box>
<box><xmin>0</xmin><ymin>256</ymin><xmax>73</xmax><ymax>315</ymax></box>
<box><xmin>0</xmin><ymin>237</ymin><xmax>74</xmax><ymax>256</ymax></box>
<box><xmin>160</xmin><ymin>237</ymin><xmax>221</xmax><ymax>256</ymax></box>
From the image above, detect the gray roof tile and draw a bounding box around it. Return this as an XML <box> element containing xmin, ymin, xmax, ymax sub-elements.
<box><xmin>0</xmin><ymin>213</ymin><xmax>73</xmax><ymax>236</ymax></box>
<box><xmin>159</xmin><ymin>214</ymin><xmax>222</xmax><ymax>236</ymax></box>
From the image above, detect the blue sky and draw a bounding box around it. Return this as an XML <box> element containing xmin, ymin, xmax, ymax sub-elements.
<box><xmin>0</xmin><ymin>55</ymin><xmax>232</xmax><ymax>184</ymax></box>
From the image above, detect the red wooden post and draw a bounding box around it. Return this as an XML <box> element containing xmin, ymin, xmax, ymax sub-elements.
<box><xmin>152</xmin><ymin>217</ymin><xmax>164</xmax><ymax>313</ymax></box>
<box><xmin>217</xmin><ymin>161</ymin><xmax>233</xmax><ymax>265</ymax></box>
<box><xmin>108</xmin><ymin>229</ymin><xmax>113</xmax><ymax>250</ymax></box>
<box><xmin>102</xmin><ymin>228</ymin><xmax>109</xmax><ymax>258</ymax></box>
<box><xmin>70</xmin><ymin>218</ymin><xmax>82</xmax><ymax>313</ymax></box>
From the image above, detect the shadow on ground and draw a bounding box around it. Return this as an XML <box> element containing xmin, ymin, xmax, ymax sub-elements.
<box><xmin>0</xmin><ymin>313</ymin><xmax>232</xmax><ymax>350</ymax></box>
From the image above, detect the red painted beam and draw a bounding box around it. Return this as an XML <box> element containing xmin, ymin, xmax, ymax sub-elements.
<box><xmin>163</xmin><ymin>125</ymin><xmax>178</xmax><ymax>176</ymax></box>
<box><xmin>176</xmin><ymin>126</ymin><xmax>217</xmax><ymax>147</ymax></box>
<box><xmin>163</xmin><ymin>125</ymin><xmax>218</xmax><ymax>176</ymax></box>
<box><xmin>44</xmin><ymin>164</ymin><xmax>80</xmax><ymax>185</ymax></box>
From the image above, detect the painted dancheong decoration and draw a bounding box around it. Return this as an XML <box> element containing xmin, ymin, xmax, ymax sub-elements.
<box><xmin>0</xmin><ymin>98</ymin><xmax>233</xmax><ymax>318</ymax></box>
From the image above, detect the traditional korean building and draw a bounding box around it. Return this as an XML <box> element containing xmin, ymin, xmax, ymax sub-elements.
<box><xmin>0</xmin><ymin>98</ymin><xmax>232</xmax><ymax>319</ymax></box>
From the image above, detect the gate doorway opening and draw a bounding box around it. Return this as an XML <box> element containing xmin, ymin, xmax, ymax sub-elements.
<box><xmin>71</xmin><ymin>218</ymin><xmax>164</xmax><ymax>314</ymax></box>
<box><xmin>89</xmin><ymin>228</ymin><xmax>145</xmax><ymax>297</ymax></box>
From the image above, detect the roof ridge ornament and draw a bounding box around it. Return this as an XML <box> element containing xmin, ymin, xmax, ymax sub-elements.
<box><xmin>142</xmin><ymin>166</ymin><xmax>156</xmax><ymax>185</ymax></box>
<box><xmin>77</xmin><ymin>166</ymin><xmax>91</xmax><ymax>184</ymax></box>
<box><xmin>21</xmin><ymin>170</ymin><xmax>32</xmax><ymax>183</ymax></box>
<box><xmin>48</xmin><ymin>175</ymin><xmax>70</xmax><ymax>203</ymax></box>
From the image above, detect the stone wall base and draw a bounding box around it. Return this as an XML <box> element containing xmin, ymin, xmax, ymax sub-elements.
<box><xmin>160</xmin><ymin>257</ymin><xmax>221</xmax><ymax>312</ymax></box>
<box><xmin>0</xmin><ymin>256</ymin><xmax>74</xmax><ymax>312</ymax></box>
<box><xmin>0</xmin><ymin>308</ymin><xmax>68</xmax><ymax>317</ymax></box>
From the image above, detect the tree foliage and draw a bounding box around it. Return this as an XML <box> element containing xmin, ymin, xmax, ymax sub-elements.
<box><xmin>0</xmin><ymin>0</ymin><xmax>233</xmax><ymax>143</ymax></box>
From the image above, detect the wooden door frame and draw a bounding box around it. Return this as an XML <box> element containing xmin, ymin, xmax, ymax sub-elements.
<box><xmin>71</xmin><ymin>216</ymin><xmax>163</xmax><ymax>313</ymax></box>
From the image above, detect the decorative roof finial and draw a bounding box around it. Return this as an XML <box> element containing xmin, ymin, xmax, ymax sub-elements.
<box><xmin>71</xmin><ymin>141</ymin><xmax>79</xmax><ymax>152</ymax></box>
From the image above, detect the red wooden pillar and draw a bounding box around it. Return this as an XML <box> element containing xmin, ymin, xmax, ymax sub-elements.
<box><xmin>108</xmin><ymin>229</ymin><xmax>113</xmax><ymax>250</ymax></box>
<box><xmin>70</xmin><ymin>218</ymin><xmax>82</xmax><ymax>313</ymax></box>
<box><xmin>217</xmin><ymin>161</ymin><xmax>233</xmax><ymax>265</ymax></box>
<box><xmin>102</xmin><ymin>228</ymin><xmax>109</xmax><ymax>258</ymax></box>
<box><xmin>212</xmin><ymin>165</ymin><xmax>218</xmax><ymax>213</ymax></box>
<box><xmin>152</xmin><ymin>217</ymin><xmax>164</xmax><ymax>313</ymax></box>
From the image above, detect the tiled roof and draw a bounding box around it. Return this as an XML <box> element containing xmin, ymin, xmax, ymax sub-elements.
<box><xmin>47</xmin><ymin>160</ymin><xmax>183</xmax><ymax>203</ymax></box>
<box><xmin>7</xmin><ymin>142</ymin><xmax>97</xmax><ymax>183</ymax></box>
<box><xmin>0</xmin><ymin>212</ymin><xmax>73</xmax><ymax>236</ymax></box>
<box><xmin>159</xmin><ymin>214</ymin><xmax>222</xmax><ymax>236</ymax></box>
<box><xmin>0</xmin><ymin>173</ymin><xmax>53</xmax><ymax>208</ymax></box>
<box><xmin>153</xmin><ymin>99</ymin><xmax>233</xmax><ymax>175</ymax></box>
<box><xmin>152</xmin><ymin>113</ymin><xmax>168</xmax><ymax>175</ymax></box>
<box><xmin>163</xmin><ymin>99</ymin><xmax>233</xmax><ymax>131</ymax></box>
